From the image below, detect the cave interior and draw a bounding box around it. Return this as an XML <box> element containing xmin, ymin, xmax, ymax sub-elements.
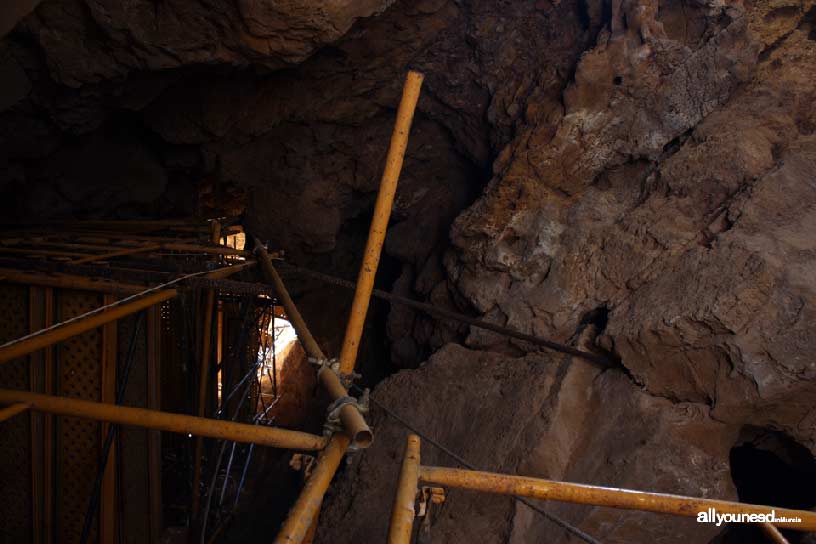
<box><xmin>1</xmin><ymin>0</ymin><xmax>816</xmax><ymax>543</ymax></box>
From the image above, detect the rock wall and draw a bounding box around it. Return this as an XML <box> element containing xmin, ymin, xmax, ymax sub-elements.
<box><xmin>313</xmin><ymin>0</ymin><xmax>816</xmax><ymax>541</ymax></box>
<box><xmin>317</xmin><ymin>344</ymin><xmax>738</xmax><ymax>543</ymax></box>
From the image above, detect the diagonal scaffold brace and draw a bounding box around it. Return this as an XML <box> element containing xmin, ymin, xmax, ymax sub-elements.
<box><xmin>264</xmin><ymin>69</ymin><xmax>424</xmax><ymax>544</ymax></box>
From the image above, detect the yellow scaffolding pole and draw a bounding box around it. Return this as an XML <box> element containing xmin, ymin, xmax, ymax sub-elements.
<box><xmin>0</xmin><ymin>262</ymin><xmax>255</xmax><ymax>365</ymax></box>
<box><xmin>273</xmin><ymin>69</ymin><xmax>424</xmax><ymax>544</ymax></box>
<box><xmin>272</xmin><ymin>434</ymin><xmax>351</xmax><ymax>543</ymax></box>
<box><xmin>0</xmin><ymin>389</ymin><xmax>327</xmax><ymax>451</ymax></box>
<box><xmin>0</xmin><ymin>289</ymin><xmax>177</xmax><ymax>364</ymax></box>
<box><xmin>337</xmin><ymin>70</ymin><xmax>424</xmax><ymax>375</ymax></box>
<box><xmin>254</xmin><ymin>241</ymin><xmax>372</xmax><ymax>448</ymax></box>
<box><xmin>387</xmin><ymin>434</ymin><xmax>421</xmax><ymax>544</ymax></box>
<box><xmin>0</xmin><ymin>402</ymin><xmax>31</xmax><ymax>422</ymax></box>
<box><xmin>386</xmin><ymin>434</ymin><xmax>816</xmax><ymax>544</ymax></box>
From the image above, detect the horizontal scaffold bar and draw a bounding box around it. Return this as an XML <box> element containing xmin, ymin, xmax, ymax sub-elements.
<box><xmin>0</xmin><ymin>402</ymin><xmax>30</xmax><ymax>422</ymax></box>
<box><xmin>0</xmin><ymin>267</ymin><xmax>148</xmax><ymax>294</ymax></box>
<box><xmin>0</xmin><ymin>262</ymin><xmax>255</xmax><ymax>365</ymax></box>
<box><xmin>0</xmin><ymin>389</ymin><xmax>326</xmax><ymax>451</ymax></box>
<box><xmin>0</xmin><ymin>289</ymin><xmax>176</xmax><ymax>364</ymax></box>
<box><xmin>417</xmin><ymin>465</ymin><xmax>816</xmax><ymax>531</ymax></box>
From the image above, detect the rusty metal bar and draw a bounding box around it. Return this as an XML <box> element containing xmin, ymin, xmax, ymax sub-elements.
<box><xmin>0</xmin><ymin>402</ymin><xmax>31</xmax><ymax>422</ymax></box>
<box><xmin>417</xmin><ymin>465</ymin><xmax>816</xmax><ymax>532</ymax></box>
<box><xmin>273</xmin><ymin>433</ymin><xmax>351</xmax><ymax>543</ymax></box>
<box><xmin>388</xmin><ymin>434</ymin><xmax>421</xmax><ymax>544</ymax></box>
<box><xmin>0</xmin><ymin>389</ymin><xmax>327</xmax><ymax>451</ymax></box>
<box><xmin>0</xmin><ymin>267</ymin><xmax>148</xmax><ymax>295</ymax></box>
<box><xmin>254</xmin><ymin>241</ymin><xmax>372</xmax><ymax>448</ymax></box>
<box><xmin>337</xmin><ymin>70</ymin><xmax>424</xmax><ymax>375</ymax></box>
<box><xmin>71</xmin><ymin>244</ymin><xmax>161</xmax><ymax>265</ymax></box>
<box><xmin>0</xmin><ymin>290</ymin><xmax>177</xmax><ymax>364</ymax></box>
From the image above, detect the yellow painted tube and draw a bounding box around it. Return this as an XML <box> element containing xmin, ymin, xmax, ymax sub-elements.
<box><xmin>254</xmin><ymin>241</ymin><xmax>372</xmax><ymax>448</ymax></box>
<box><xmin>273</xmin><ymin>433</ymin><xmax>351</xmax><ymax>543</ymax></box>
<box><xmin>0</xmin><ymin>268</ymin><xmax>147</xmax><ymax>294</ymax></box>
<box><xmin>387</xmin><ymin>434</ymin><xmax>421</xmax><ymax>544</ymax></box>
<box><xmin>0</xmin><ymin>389</ymin><xmax>327</xmax><ymax>451</ymax></box>
<box><xmin>337</xmin><ymin>70</ymin><xmax>424</xmax><ymax>375</ymax></box>
<box><xmin>71</xmin><ymin>244</ymin><xmax>161</xmax><ymax>265</ymax></box>
<box><xmin>0</xmin><ymin>290</ymin><xmax>177</xmax><ymax>364</ymax></box>
<box><xmin>0</xmin><ymin>402</ymin><xmax>30</xmax><ymax>422</ymax></box>
<box><xmin>0</xmin><ymin>261</ymin><xmax>254</xmax><ymax>365</ymax></box>
<box><xmin>418</xmin><ymin>466</ymin><xmax>816</xmax><ymax>531</ymax></box>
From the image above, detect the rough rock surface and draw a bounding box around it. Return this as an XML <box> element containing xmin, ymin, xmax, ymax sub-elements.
<box><xmin>316</xmin><ymin>0</ymin><xmax>816</xmax><ymax>540</ymax></box>
<box><xmin>1</xmin><ymin>0</ymin><xmax>816</xmax><ymax>541</ymax></box>
<box><xmin>445</xmin><ymin>0</ymin><xmax>816</xmax><ymax>454</ymax></box>
<box><xmin>317</xmin><ymin>344</ymin><xmax>738</xmax><ymax>543</ymax></box>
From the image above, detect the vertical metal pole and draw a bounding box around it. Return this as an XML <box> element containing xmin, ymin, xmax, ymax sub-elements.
<box><xmin>271</xmin><ymin>71</ymin><xmax>424</xmax><ymax>544</ymax></box>
<box><xmin>29</xmin><ymin>287</ymin><xmax>46</xmax><ymax>544</ymax></box>
<box><xmin>273</xmin><ymin>434</ymin><xmax>351</xmax><ymax>544</ymax></box>
<box><xmin>253</xmin><ymin>244</ymin><xmax>371</xmax><ymax>446</ymax></box>
<box><xmin>146</xmin><ymin>305</ymin><xmax>163</xmax><ymax>542</ymax></box>
<box><xmin>100</xmin><ymin>294</ymin><xmax>117</xmax><ymax>544</ymax></box>
<box><xmin>191</xmin><ymin>221</ymin><xmax>222</xmax><ymax>522</ymax></box>
<box><xmin>337</xmin><ymin>70</ymin><xmax>424</xmax><ymax>375</ymax></box>
<box><xmin>43</xmin><ymin>288</ymin><xmax>54</xmax><ymax>544</ymax></box>
<box><xmin>388</xmin><ymin>435</ymin><xmax>421</xmax><ymax>544</ymax></box>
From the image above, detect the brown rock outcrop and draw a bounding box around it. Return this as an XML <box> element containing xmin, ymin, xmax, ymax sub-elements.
<box><xmin>317</xmin><ymin>344</ymin><xmax>738</xmax><ymax>543</ymax></box>
<box><xmin>446</xmin><ymin>0</ymin><xmax>816</xmax><ymax>452</ymax></box>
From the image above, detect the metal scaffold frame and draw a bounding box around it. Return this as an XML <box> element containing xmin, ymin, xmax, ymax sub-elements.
<box><xmin>386</xmin><ymin>435</ymin><xmax>815</xmax><ymax>544</ymax></box>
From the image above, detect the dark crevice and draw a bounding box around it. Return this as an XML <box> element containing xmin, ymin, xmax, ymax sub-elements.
<box><xmin>712</xmin><ymin>428</ymin><xmax>816</xmax><ymax>544</ymax></box>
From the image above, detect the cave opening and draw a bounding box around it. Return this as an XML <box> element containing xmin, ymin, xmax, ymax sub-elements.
<box><xmin>715</xmin><ymin>428</ymin><xmax>816</xmax><ymax>543</ymax></box>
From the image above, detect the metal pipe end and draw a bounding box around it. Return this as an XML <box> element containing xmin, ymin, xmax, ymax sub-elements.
<box><xmin>351</xmin><ymin>428</ymin><xmax>374</xmax><ymax>449</ymax></box>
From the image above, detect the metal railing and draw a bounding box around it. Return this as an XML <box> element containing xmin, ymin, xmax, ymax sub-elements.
<box><xmin>387</xmin><ymin>434</ymin><xmax>815</xmax><ymax>544</ymax></box>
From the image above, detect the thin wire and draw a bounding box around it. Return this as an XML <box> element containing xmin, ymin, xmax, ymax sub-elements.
<box><xmin>275</xmin><ymin>261</ymin><xmax>611</xmax><ymax>367</ymax></box>
<box><xmin>79</xmin><ymin>312</ymin><xmax>145</xmax><ymax>544</ymax></box>
<box><xmin>349</xmin><ymin>384</ymin><xmax>603</xmax><ymax>544</ymax></box>
<box><xmin>0</xmin><ymin>266</ymin><xmax>234</xmax><ymax>349</ymax></box>
<box><xmin>199</xmin><ymin>301</ymin><xmax>265</xmax><ymax>544</ymax></box>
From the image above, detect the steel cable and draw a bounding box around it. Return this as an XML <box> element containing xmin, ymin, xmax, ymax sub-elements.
<box><xmin>348</xmin><ymin>383</ymin><xmax>603</xmax><ymax>544</ymax></box>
